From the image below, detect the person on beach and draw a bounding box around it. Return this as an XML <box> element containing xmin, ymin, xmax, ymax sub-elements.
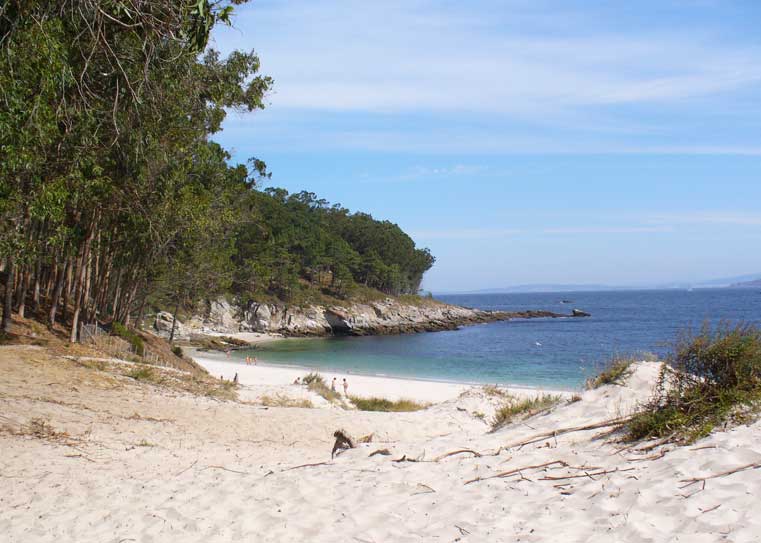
<box><xmin>293</xmin><ymin>377</ymin><xmax>301</xmax><ymax>385</ymax></box>
<box><xmin>342</xmin><ymin>378</ymin><xmax>348</xmax><ymax>397</ymax></box>
<box><xmin>331</xmin><ymin>377</ymin><xmax>337</xmax><ymax>392</ymax></box>
<box><xmin>252</xmin><ymin>356</ymin><xmax>257</xmax><ymax>365</ymax></box>
<box><xmin>225</xmin><ymin>349</ymin><xmax>231</xmax><ymax>358</ymax></box>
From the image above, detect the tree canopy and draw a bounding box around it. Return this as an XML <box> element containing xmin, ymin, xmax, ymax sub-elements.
<box><xmin>0</xmin><ymin>1</ymin><xmax>434</xmax><ymax>340</ymax></box>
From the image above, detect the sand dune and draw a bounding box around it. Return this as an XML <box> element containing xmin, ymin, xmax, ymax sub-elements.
<box><xmin>2</xmin><ymin>346</ymin><xmax>759</xmax><ymax>542</ymax></box>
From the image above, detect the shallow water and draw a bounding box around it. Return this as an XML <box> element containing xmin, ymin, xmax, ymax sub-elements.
<box><xmin>238</xmin><ymin>289</ymin><xmax>761</xmax><ymax>389</ymax></box>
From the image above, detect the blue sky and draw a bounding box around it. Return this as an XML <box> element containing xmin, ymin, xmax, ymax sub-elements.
<box><xmin>210</xmin><ymin>0</ymin><xmax>761</xmax><ymax>292</ymax></box>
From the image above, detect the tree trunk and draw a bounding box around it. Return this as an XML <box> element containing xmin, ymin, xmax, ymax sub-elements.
<box><xmin>136</xmin><ymin>295</ymin><xmax>147</xmax><ymax>330</ymax></box>
<box><xmin>61</xmin><ymin>258</ymin><xmax>73</xmax><ymax>323</ymax></box>
<box><xmin>48</xmin><ymin>257</ymin><xmax>69</xmax><ymax>328</ymax></box>
<box><xmin>169</xmin><ymin>299</ymin><xmax>180</xmax><ymax>343</ymax></box>
<box><xmin>17</xmin><ymin>264</ymin><xmax>31</xmax><ymax>318</ymax></box>
<box><xmin>2</xmin><ymin>256</ymin><xmax>14</xmax><ymax>333</ymax></box>
<box><xmin>70</xmin><ymin>225</ymin><xmax>95</xmax><ymax>343</ymax></box>
<box><xmin>32</xmin><ymin>256</ymin><xmax>41</xmax><ymax>312</ymax></box>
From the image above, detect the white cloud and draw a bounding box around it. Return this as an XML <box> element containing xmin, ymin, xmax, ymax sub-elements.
<box><xmin>213</xmin><ymin>1</ymin><xmax>761</xmax><ymax>115</ymax></box>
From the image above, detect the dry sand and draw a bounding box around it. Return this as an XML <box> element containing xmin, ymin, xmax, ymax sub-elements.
<box><xmin>2</xmin><ymin>344</ymin><xmax>760</xmax><ymax>542</ymax></box>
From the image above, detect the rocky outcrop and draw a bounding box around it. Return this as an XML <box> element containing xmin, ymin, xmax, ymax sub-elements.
<box><xmin>154</xmin><ymin>297</ymin><xmax>591</xmax><ymax>340</ymax></box>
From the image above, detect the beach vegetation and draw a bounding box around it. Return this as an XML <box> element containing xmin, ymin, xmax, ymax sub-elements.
<box><xmin>491</xmin><ymin>394</ymin><xmax>563</xmax><ymax>431</ymax></box>
<box><xmin>626</xmin><ymin>323</ymin><xmax>761</xmax><ymax>443</ymax></box>
<box><xmin>127</xmin><ymin>367</ymin><xmax>158</xmax><ymax>383</ymax></box>
<box><xmin>112</xmin><ymin>323</ymin><xmax>145</xmax><ymax>357</ymax></box>
<box><xmin>587</xmin><ymin>356</ymin><xmax>637</xmax><ymax>389</ymax></box>
<box><xmin>0</xmin><ymin>1</ymin><xmax>432</xmax><ymax>344</ymax></box>
<box><xmin>260</xmin><ymin>394</ymin><xmax>314</xmax><ymax>408</ymax></box>
<box><xmin>302</xmin><ymin>373</ymin><xmax>340</xmax><ymax>403</ymax></box>
<box><xmin>349</xmin><ymin>396</ymin><xmax>428</xmax><ymax>412</ymax></box>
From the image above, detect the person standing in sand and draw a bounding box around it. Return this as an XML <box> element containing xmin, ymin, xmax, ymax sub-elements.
<box><xmin>331</xmin><ymin>377</ymin><xmax>337</xmax><ymax>392</ymax></box>
<box><xmin>342</xmin><ymin>378</ymin><xmax>348</xmax><ymax>397</ymax></box>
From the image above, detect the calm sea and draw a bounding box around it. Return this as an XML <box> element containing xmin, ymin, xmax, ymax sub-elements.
<box><xmin>240</xmin><ymin>289</ymin><xmax>761</xmax><ymax>390</ymax></box>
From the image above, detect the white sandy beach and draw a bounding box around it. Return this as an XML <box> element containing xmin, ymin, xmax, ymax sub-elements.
<box><xmin>2</xmin><ymin>345</ymin><xmax>760</xmax><ymax>543</ymax></box>
<box><xmin>191</xmin><ymin>349</ymin><xmax>570</xmax><ymax>404</ymax></box>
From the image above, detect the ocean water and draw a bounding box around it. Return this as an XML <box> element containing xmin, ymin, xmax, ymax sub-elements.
<box><xmin>240</xmin><ymin>289</ymin><xmax>761</xmax><ymax>390</ymax></box>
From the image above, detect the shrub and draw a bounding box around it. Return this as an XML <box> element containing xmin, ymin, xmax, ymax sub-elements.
<box><xmin>127</xmin><ymin>367</ymin><xmax>156</xmax><ymax>382</ymax></box>
<box><xmin>626</xmin><ymin>323</ymin><xmax>761</xmax><ymax>443</ymax></box>
<box><xmin>350</xmin><ymin>396</ymin><xmax>427</xmax><ymax>412</ymax></box>
<box><xmin>587</xmin><ymin>356</ymin><xmax>636</xmax><ymax>389</ymax></box>
<box><xmin>302</xmin><ymin>372</ymin><xmax>325</xmax><ymax>386</ymax></box>
<box><xmin>302</xmin><ymin>373</ymin><xmax>339</xmax><ymax>402</ymax></box>
<box><xmin>260</xmin><ymin>394</ymin><xmax>314</xmax><ymax>408</ymax></box>
<box><xmin>112</xmin><ymin>322</ymin><xmax>145</xmax><ymax>356</ymax></box>
<box><xmin>171</xmin><ymin>345</ymin><xmax>183</xmax><ymax>358</ymax></box>
<box><xmin>491</xmin><ymin>394</ymin><xmax>563</xmax><ymax>431</ymax></box>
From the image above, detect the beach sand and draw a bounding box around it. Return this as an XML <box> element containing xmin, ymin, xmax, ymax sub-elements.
<box><xmin>2</xmin><ymin>344</ymin><xmax>760</xmax><ymax>542</ymax></box>
<box><xmin>191</xmin><ymin>349</ymin><xmax>570</xmax><ymax>404</ymax></box>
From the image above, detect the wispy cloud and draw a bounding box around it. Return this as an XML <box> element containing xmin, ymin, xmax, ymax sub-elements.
<box><xmin>646</xmin><ymin>211</ymin><xmax>761</xmax><ymax>226</ymax></box>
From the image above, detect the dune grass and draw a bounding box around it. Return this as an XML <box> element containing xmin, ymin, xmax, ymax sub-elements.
<box><xmin>587</xmin><ymin>352</ymin><xmax>659</xmax><ymax>389</ymax></box>
<box><xmin>350</xmin><ymin>396</ymin><xmax>428</xmax><ymax>412</ymax></box>
<box><xmin>260</xmin><ymin>393</ymin><xmax>314</xmax><ymax>408</ymax></box>
<box><xmin>626</xmin><ymin>323</ymin><xmax>761</xmax><ymax>443</ymax></box>
<box><xmin>491</xmin><ymin>394</ymin><xmax>563</xmax><ymax>431</ymax></box>
<box><xmin>302</xmin><ymin>372</ymin><xmax>340</xmax><ymax>403</ymax></box>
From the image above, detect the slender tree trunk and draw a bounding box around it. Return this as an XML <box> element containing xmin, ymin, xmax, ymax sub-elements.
<box><xmin>2</xmin><ymin>256</ymin><xmax>14</xmax><ymax>333</ymax></box>
<box><xmin>48</xmin><ymin>257</ymin><xmax>70</xmax><ymax>328</ymax></box>
<box><xmin>61</xmin><ymin>258</ymin><xmax>73</xmax><ymax>323</ymax></box>
<box><xmin>136</xmin><ymin>295</ymin><xmax>147</xmax><ymax>330</ymax></box>
<box><xmin>169</xmin><ymin>299</ymin><xmax>180</xmax><ymax>343</ymax></box>
<box><xmin>32</xmin><ymin>256</ymin><xmax>41</xmax><ymax>312</ymax></box>
<box><xmin>111</xmin><ymin>267</ymin><xmax>123</xmax><ymax>321</ymax></box>
<box><xmin>70</xmin><ymin>224</ymin><xmax>95</xmax><ymax>343</ymax></box>
<box><xmin>17</xmin><ymin>264</ymin><xmax>31</xmax><ymax>318</ymax></box>
<box><xmin>121</xmin><ymin>277</ymin><xmax>139</xmax><ymax>326</ymax></box>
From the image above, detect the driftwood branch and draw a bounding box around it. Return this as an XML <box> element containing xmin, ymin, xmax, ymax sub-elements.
<box><xmin>432</xmin><ymin>449</ymin><xmax>482</xmax><ymax>462</ymax></box>
<box><xmin>539</xmin><ymin>467</ymin><xmax>636</xmax><ymax>481</ymax></box>
<box><xmin>679</xmin><ymin>462</ymin><xmax>761</xmax><ymax>487</ymax></box>
<box><xmin>282</xmin><ymin>461</ymin><xmax>332</xmax><ymax>472</ymax></box>
<box><xmin>465</xmin><ymin>460</ymin><xmax>568</xmax><ymax>485</ymax></box>
<box><xmin>502</xmin><ymin>418</ymin><xmax>630</xmax><ymax>450</ymax></box>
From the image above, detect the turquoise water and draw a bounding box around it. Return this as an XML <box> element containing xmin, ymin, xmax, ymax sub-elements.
<box><xmin>235</xmin><ymin>289</ymin><xmax>761</xmax><ymax>390</ymax></box>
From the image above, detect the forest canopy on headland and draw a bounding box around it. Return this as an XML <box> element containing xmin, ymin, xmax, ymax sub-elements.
<box><xmin>0</xmin><ymin>1</ymin><xmax>434</xmax><ymax>338</ymax></box>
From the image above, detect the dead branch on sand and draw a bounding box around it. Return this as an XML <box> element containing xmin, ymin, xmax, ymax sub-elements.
<box><xmin>503</xmin><ymin>417</ymin><xmax>630</xmax><ymax>450</ymax></box>
<box><xmin>679</xmin><ymin>462</ymin><xmax>761</xmax><ymax>488</ymax></box>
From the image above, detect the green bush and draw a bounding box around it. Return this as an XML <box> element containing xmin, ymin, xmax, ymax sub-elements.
<box><xmin>491</xmin><ymin>394</ymin><xmax>563</xmax><ymax>431</ymax></box>
<box><xmin>112</xmin><ymin>322</ymin><xmax>145</xmax><ymax>356</ymax></box>
<box><xmin>626</xmin><ymin>323</ymin><xmax>761</xmax><ymax>443</ymax></box>
<box><xmin>301</xmin><ymin>373</ymin><xmax>339</xmax><ymax>402</ymax></box>
<box><xmin>172</xmin><ymin>345</ymin><xmax>183</xmax><ymax>358</ymax></box>
<box><xmin>350</xmin><ymin>396</ymin><xmax>427</xmax><ymax>412</ymax></box>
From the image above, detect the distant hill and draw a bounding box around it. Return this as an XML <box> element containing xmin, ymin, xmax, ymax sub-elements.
<box><xmin>730</xmin><ymin>278</ymin><xmax>761</xmax><ymax>288</ymax></box>
<box><xmin>461</xmin><ymin>284</ymin><xmax>632</xmax><ymax>294</ymax></box>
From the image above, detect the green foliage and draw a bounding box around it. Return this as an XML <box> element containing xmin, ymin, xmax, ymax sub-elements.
<box><xmin>302</xmin><ymin>372</ymin><xmax>325</xmax><ymax>386</ymax></box>
<box><xmin>349</xmin><ymin>396</ymin><xmax>428</xmax><ymax>412</ymax></box>
<box><xmin>491</xmin><ymin>394</ymin><xmax>563</xmax><ymax>431</ymax></box>
<box><xmin>233</xmin><ymin>189</ymin><xmax>435</xmax><ymax>303</ymax></box>
<box><xmin>127</xmin><ymin>367</ymin><xmax>157</xmax><ymax>382</ymax></box>
<box><xmin>112</xmin><ymin>322</ymin><xmax>145</xmax><ymax>356</ymax></box>
<box><xmin>260</xmin><ymin>394</ymin><xmax>314</xmax><ymax>408</ymax></box>
<box><xmin>172</xmin><ymin>346</ymin><xmax>184</xmax><ymax>358</ymax></box>
<box><xmin>626</xmin><ymin>323</ymin><xmax>761</xmax><ymax>443</ymax></box>
<box><xmin>301</xmin><ymin>373</ymin><xmax>340</xmax><ymax>402</ymax></box>
<box><xmin>587</xmin><ymin>356</ymin><xmax>637</xmax><ymax>389</ymax></box>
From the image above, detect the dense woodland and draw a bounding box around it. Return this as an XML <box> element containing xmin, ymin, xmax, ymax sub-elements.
<box><xmin>0</xmin><ymin>1</ymin><xmax>434</xmax><ymax>340</ymax></box>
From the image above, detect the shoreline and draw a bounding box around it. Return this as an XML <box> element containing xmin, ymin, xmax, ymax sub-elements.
<box><xmin>190</xmin><ymin>348</ymin><xmax>573</xmax><ymax>403</ymax></box>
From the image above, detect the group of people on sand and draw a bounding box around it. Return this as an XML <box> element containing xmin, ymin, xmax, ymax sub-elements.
<box><xmin>332</xmin><ymin>377</ymin><xmax>349</xmax><ymax>396</ymax></box>
<box><xmin>244</xmin><ymin>355</ymin><xmax>257</xmax><ymax>365</ymax></box>
<box><xmin>291</xmin><ymin>375</ymin><xmax>349</xmax><ymax>396</ymax></box>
